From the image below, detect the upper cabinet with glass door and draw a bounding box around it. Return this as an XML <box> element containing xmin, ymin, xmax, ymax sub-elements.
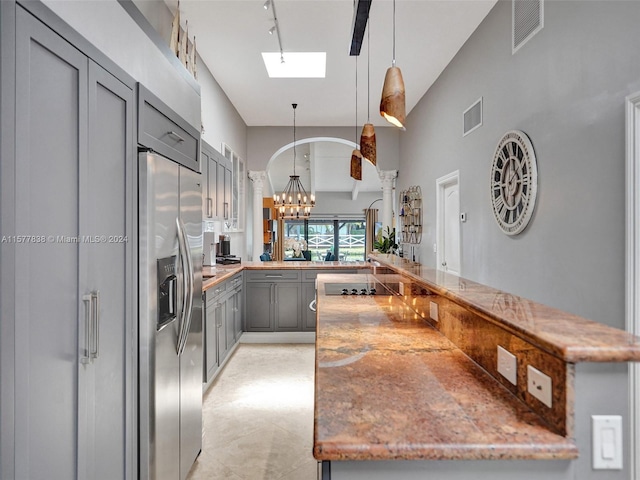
<box><xmin>223</xmin><ymin>143</ymin><xmax>245</xmax><ymax>231</ymax></box>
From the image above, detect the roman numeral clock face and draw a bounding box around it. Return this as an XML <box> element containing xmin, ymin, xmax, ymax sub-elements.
<box><xmin>490</xmin><ymin>130</ymin><xmax>538</xmax><ymax>235</ymax></box>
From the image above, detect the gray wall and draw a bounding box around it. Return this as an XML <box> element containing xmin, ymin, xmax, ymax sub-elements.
<box><xmin>401</xmin><ymin>0</ymin><xmax>638</xmax><ymax>328</ymax></box>
<box><xmin>312</xmin><ymin>191</ymin><xmax>381</xmax><ymax>218</ymax></box>
<box><xmin>394</xmin><ymin>1</ymin><xmax>639</xmax><ymax>477</ymax></box>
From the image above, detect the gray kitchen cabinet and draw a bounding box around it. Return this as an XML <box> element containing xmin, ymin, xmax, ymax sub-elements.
<box><xmin>302</xmin><ymin>281</ymin><xmax>317</xmax><ymax>331</ymax></box>
<box><xmin>202</xmin><ymin>141</ymin><xmax>218</xmax><ymax>219</ymax></box>
<box><xmin>273</xmin><ymin>283</ymin><xmax>303</xmax><ymax>331</ymax></box>
<box><xmin>245</xmin><ymin>271</ymin><xmax>302</xmax><ymax>332</ymax></box>
<box><xmin>4</xmin><ymin>5</ymin><xmax>135</xmax><ymax>480</ymax></box>
<box><xmin>245</xmin><ymin>282</ymin><xmax>274</xmax><ymax>331</ymax></box>
<box><xmin>203</xmin><ymin>273</ymin><xmax>244</xmax><ymax>383</ymax></box>
<box><xmin>201</xmin><ymin>140</ymin><xmax>232</xmax><ymax>223</ymax></box>
<box><xmin>233</xmin><ymin>280</ymin><xmax>244</xmax><ymax>339</ymax></box>
<box><xmin>217</xmin><ymin>156</ymin><xmax>232</xmax><ymax>223</ymax></box>
<box><xmin>215</xmin><ymin>295</ymin><xmax>229</xmax><ymax>366</ymax></box>
<box><xmin>227</xmin><ymin>274</ymin><xmax>243</xmax><ymax>340</ymax></box>
<box><xmin>204</xmin><ymin>293</ymin><xmax>219</xmax><ymax>381</ymax></box>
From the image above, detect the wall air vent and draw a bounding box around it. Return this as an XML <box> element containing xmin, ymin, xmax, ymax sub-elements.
<box><xmin>512</xmin><ymin>0</ymin><xmax>543</xmax><ymax>54</ymax></box>
<box><xmin>463</xmin><ymin>97</ymin><xmax>483</xmax><ymax>137</ymax></box>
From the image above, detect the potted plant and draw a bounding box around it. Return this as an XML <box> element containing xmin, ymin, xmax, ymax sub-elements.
<box><xmin>374</xmin><ymin>227</ymin><xmax>398</xmax><ymax>254</ymax></box>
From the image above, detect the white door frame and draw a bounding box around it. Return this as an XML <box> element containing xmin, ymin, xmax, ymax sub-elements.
<box><xmin>436</xmin><ymin>170</ymin><xmax>460</xmax><ymax>275</ymax></box>
<box><xmin>625</xmin><ymin>92</ymin><xmax>640</xmax><ymax>480</ymax></box>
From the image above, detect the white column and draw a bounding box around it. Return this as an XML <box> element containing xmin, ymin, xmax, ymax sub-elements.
<box><xmin>248</xmin><ymin>170</ymin><xmax>267</xmax><ymax>261</ymax></box>
<box><xmin>379</xmin><ymin>170</ymin><xmax>398</xmax><ymax>232</ymax></box>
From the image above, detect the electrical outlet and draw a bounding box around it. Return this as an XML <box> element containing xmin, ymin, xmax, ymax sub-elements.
<box><xmin>527</xmin><ymin>365</ymin><xmax>552</xmax><ymax>408</ymax></box>
<box><xmin>429</xmin><ymin>301</ymin><xmax>438</xmax><ymax>322</ymax></box>
<box><xmin>497</xmin><ymin>346</ymin><xmax>517</xmax><ymax>385</ymax></box>
<box><xmin>592</xmin><ymin>415</ymin><xmax>623</xmax><ymax>470</ymax></box>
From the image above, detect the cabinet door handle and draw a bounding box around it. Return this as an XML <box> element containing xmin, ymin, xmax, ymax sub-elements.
<box><xmin>92</xmin><ymin>291</ymin><xmax>100</xmax><ymax>361</ymax></box>
<box><xmin>81</xmin><ymin>291</ymin><xmax>100</xmax><ymax>364</ymax></box>
<box><xmin>223</xmin><ymin>202</ymin><xmax>229</xmax><ymax>220</ymax></box>
<box><xmin>265</xmin><ymin>274</ymin><xmax>282</xmax><ymax>278</ymax></box>
<box><xmin>81</xmin><ymin>294</ymin><xmax>93</xmax><ymax>365</ymax></box>
<box><xmin>207</xmin><ymin>198</ymin><xmax>213</xmax><ymax>218</ymax></box>
<box><xmin>274</xmin><ymin>284</ymin><xmax>278</xmax><ymax>304</ymax></box>
<box><xmin>167</xmin><ymin>130</ymin><xmax>185</xmax><ymax>143</ymax></box>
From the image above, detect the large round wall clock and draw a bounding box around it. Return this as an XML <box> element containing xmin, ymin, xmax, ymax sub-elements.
<box><xmin>490</xmin><ymin>130</ymin><xmax>538</xmax><ymax>235</ymax></box>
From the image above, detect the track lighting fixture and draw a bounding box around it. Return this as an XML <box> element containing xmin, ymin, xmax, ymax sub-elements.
<box><xmin>269</xmin><ymin>26</ymin><xmax>275</xmax><ymax>35</ymax></box>
<box><xmin>263</xmin><ymin>0</ymin><xmax>270</xmax><ymax>10</ymax></box>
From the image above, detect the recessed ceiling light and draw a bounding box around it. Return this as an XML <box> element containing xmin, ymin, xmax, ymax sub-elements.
<box><xmin>262</xmin><ymin>52</ymin><xmax>326</xmax><ymax>78</ymax></box>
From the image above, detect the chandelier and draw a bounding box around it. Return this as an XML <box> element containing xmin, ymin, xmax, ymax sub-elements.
<box><xmin>274</xmin><ymin>103</ymin><xmax>315</xmax><ymax>219</ymax></box>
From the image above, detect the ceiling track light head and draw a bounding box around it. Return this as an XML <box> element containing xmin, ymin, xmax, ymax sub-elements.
<box><xmin>269</xmin><ymin>26</ymin><xmax>275</xmax><ymax>35</ymax></box>
<box><xmin>263</xmin><ymin>0</ymin><xmax>270</xmax><ymax>10</ymax></box>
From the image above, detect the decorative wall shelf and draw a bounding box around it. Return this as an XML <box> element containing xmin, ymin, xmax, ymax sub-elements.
<box><xmin>399</xmin><ymin>185</ymin><xmax>422</xmax><ymax>244</ymax></box>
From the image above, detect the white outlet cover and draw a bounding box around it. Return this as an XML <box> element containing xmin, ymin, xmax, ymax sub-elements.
<box><xmin>527</xmin><ymin>365</ymin><xmax>552</xmax><ymax>408</ymax></box>
<box><xmin>497</xmin><ymin>346</ymin><xmax>517</xmax><ymax>385</ymax></box>
<box><xmin>429</xmin><ymin>301</ymin><xmax>438</xmax><ymax>322</ymax></box>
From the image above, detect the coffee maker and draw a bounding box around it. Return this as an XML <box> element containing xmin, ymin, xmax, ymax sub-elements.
<box><xmin>216</xmin><ymin>234</ymin><xmax>240</xmax><ymax>264</ymax></box>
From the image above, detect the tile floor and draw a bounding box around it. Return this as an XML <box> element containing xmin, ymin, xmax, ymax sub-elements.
<box><xmin>186</xmin><ymin>344</ymin><xmax>319</xmax><ymax>480</ymax></box>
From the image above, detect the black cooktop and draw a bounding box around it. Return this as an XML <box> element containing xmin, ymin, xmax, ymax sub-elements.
<box><xmin>323</xmin><ymin>282</ymin><xmax>396</xmax><ymax>296</ymax></box>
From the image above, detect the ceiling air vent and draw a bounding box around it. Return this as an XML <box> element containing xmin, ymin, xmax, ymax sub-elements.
<box><xmin>512</xmin><ymin>0</ymin><xmax>543</xmax><ymax>54</ymax></box>
<box><xmin>463</xmin><ymin>97</ymin><xmax>482</xmax><ymax>137</ymax></box>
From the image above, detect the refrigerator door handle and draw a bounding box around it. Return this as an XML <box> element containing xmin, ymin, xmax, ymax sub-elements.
<box><xmin>176</xmin><ymin>217</ymin><xmax>189</xmax><ymax>355</ymax></box>
<box><xmin>176</xmin><ymin>217</ymin><xmax>194</xmax><ymax>356</ymax></box>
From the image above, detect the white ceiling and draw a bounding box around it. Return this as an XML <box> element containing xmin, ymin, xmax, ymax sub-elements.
<box><xmin>164</xmin><ymin>0</ymin><xmax>498</xmax><ymax>127</ymax></box>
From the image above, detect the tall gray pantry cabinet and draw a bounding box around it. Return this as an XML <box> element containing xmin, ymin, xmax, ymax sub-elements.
<box><xmin>0</xmin><ymin>3</ymin><xmax>136</xmax><ymax>480</ymax></box>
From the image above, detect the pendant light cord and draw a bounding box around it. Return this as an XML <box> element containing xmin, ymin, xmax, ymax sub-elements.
<box><xmin>292</xmin><ymin>103</ymin><xmax>297</xmax><ymax>176</ymax></box>
<box><xmin>367</xmin><ymin>23</ymin><xmax>370</xmax><ymax>122</ymax></box>
<box><xmin>392</xmin><ymin>0</ymin><xmax>396</xmax><ymax>67</ymax></box>
<box><xmin>355</xmin><ymin>55</ymin><xmax>358</xmax><ymax>143</ymax></box>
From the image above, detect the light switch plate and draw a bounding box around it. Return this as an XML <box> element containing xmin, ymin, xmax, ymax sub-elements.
<box><xmin>592</xmin><ymin>415</ymin><xmax>623</xmax><ymax>469</ymax></box>
<box><xmin>527</xmin><ymin>365</ymin><xmax>552</xmax><ymax>408</ymax></box>
<box><xmin>429</xmin><ymin>301</ymin><xmax>438</xmax><ymax>322</ymax></box>
<box><xmin>497</xmin><ymin>346</ymin><xmax>517</xmax><ymax>385</ymax></box>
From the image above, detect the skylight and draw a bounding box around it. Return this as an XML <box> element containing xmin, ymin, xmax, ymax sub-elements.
<box><xmin>262</xmin><ymin>52</ymin><xmax>326</xmax><ymax>78</ymax></box>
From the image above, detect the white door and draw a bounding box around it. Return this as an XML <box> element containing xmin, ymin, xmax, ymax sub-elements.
<box><xmin>436</xmin><ymin>171</ymin><xmax>461</xmax><ymax>276</ymax></box>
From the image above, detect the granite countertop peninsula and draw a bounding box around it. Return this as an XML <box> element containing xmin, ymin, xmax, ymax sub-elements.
<box><xmin>313</xmin><ymin>273</ymin><xmax>578</xmax><ymax>461</ymax></box>
<box><xmin>369</xmin><ymin>254</ymin><xmax>640</xmax><ymax>363</ymax></box>
<box><xmin>202</xmin><ymin>260</ymin><xmax>369</xmax><ymax>292</ymax></box>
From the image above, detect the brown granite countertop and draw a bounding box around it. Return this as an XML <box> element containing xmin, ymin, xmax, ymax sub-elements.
<box><xmin>369</xmin><ymin>254</ymin><xmax>640</xmax><ymax>363</ymax></box>
<box><xmin>202</xmin><ymin>261</ymin><xmax>369</xmax><ymax>292</ymax></box>
<box><xmin>313</xmin><ymin>273</ymin><xmax>578</xmax><ymax>461</ymax></box>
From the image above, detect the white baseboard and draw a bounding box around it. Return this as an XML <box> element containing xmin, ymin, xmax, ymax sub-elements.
<box><xmin>239</xmin><ymin>331</ymin><xmax>316</xmax><ymax>344</ymax></box>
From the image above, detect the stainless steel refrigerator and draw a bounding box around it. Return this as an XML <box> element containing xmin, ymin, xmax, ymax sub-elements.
<box><xmin>139</xmin><ymin>151</ymin><xmax>203</xmax><ymax>480</ymax></box>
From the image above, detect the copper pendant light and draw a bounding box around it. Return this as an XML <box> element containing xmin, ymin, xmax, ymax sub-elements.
<box><xmin>380</xmin><ymin>0</ymin><xmax>406</xmax><ymax>130</ymax></box>
<box><xmin>360</xmin><ymin>23</ymin><xmax>377</xmax><ymax>165</ymax></box>
<box><xmin>360</xmin><ymin>123</ymin><xmax>376</xmax><ymax>166</ymax></box>
<box><xmin>350</xmin><ymin>149</ymin><xmax>363</xmax><ymax>181</ymax></box>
